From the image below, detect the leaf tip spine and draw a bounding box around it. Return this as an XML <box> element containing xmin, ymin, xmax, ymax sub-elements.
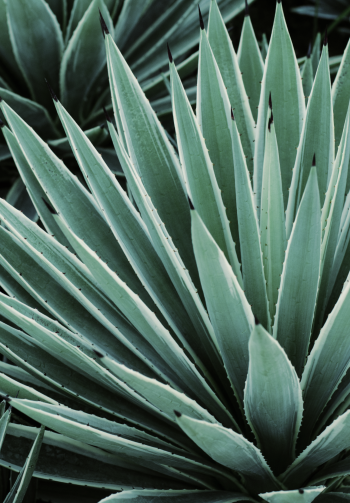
<box><xmin>174</xmin><ymin>410</ymin><xmax>182</xmax><ymax>418</ymax></box>
<box><xmin>245</xmin><ymin>0</ymin><xmax>249</xmax><ymax>17</ymax></box>
<box><xmin>99</xmin><ymin>9</ymin><xmax>109</xmax><ymax>38</ymax></box>
<box><xmin>307</xmin><ymin>42</ymin><xmax>312</xmax><ymax>58</ymax></box>
<box><xmin>312</xmin><ymin>153</ymin><xmax>316</xmax><ymax>166</ymax></box>
<box><xmin>45</xmin><ymin>79</ymin><xmax>58</xmax><ymax>102</ymax></box>
<box><xmin>167</xmin><ymin>43</ymin><xmax>173</xmax><ymax>63</ymax></box>
<box><xmin>93</xmin><ymin>349</ymin><xmax>104</xmax><ymax>358</ymax></box>
<box><xmin>103</xmin><ymin>106</ymin><xmax>112</xmax><ymax>123</ymax></box>
<box><xmin>231</xmin><ymin>107</ymin><xmax>235</xmax><ymax>121</ymax></box>
<box><xmin>323</xmin><ymin>27</ymin><xmax>328</xmax><ymax>46</ymax></box>
<box><xmin>268</xmin><ymin>92</ymin><xmax>272</xmax><ymax>110</ymax></box>
<box><xmin>188</xmin><ymin>196</ymin><xmax>195</xmax><ymax>210</ymax></box>
<box><xmin>254</xmin><ymin>315</ymin><xmax>260</xmax><ymax>325</ymax></box>
<box><xmin>42</xmin><ymin>198</ymin><xmax>57</xmax><ymax>215</ymax></box>
<box><xmin>198</xmin><ymin>5</ymin><xmax>204</xmax><ymax>30</ymax></box>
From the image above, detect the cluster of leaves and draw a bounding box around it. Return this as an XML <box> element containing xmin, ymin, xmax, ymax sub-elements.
<box><xmin>1</xmin><ymin>0</ymin><xmax>350</xmax><ymax>502</ymax></box>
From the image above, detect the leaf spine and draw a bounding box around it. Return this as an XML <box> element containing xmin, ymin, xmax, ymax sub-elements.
<box><xmin>99</xmin><ymin>9</ymin><xmax>109</xmax><ymax>38</ymax></box>
<box><xmin>167</xmin><ymin>43</ymin><xmax>173</xmax><ymax>63</ymax></box>
<box><xmin>198</xmin><ymin>5</ymin><xmax>204</xmax><ymax>30</ymax></box>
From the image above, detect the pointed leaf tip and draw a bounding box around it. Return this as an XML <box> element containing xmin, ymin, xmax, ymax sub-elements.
<box><xmin>198</xmin><ymin>5</ymin><xmax>204</xmax><ymax>30</ymax></box>
<box><xmin>231</xmin><ymin>107</ymin><xmax>235</xmax><ymax>120</ymax></box>
<box><xmin>245</xmin><ymin>0</ymin><xmax>249</xmax><ymax>16</ymax></box>
<box><xmin>254</xmin><ymin>315</ymin><xmax>260</xmax><ymax>325</ymax></box>
<box><xmin>268</xmin><ymin>92</ymin><xmax>272</xmax><ymax>110</ymax></box>
<box><xmin>103</xmin><ymin>106</ymin><xmax>112</xmax><ymax>123</ymax></box>
<box><xmin>312</xmin><ymin>153</ymin><xmax>316</xmax><ymax>166</ymax></box>
<box><xmin>268</xmin><ymin>112</ymin><xmax>274</xmax><ymax>132</ymax></box>
<box><xmin>45</xmin><ymin>79</ymin><xmax>58</xmax><ymax>102</ymax></box>
<box><xmin>167</xmin><ymin>43</ymin><xmax>173</xmax><ymax>63</ymax></box>
<box><xmin>323</xmin><ymin>28</ymin><xmax>328</xmax><ymax>46</ymax></box>
<box><xmin>307</xmin><ymin>42</ymin><xmax>312</xmax><ymax>58</ymax></box>
<box><xmin>174</xmin><ymin>410</ymin><xmax>182</xmax><ymax>418</ymax></box>
<box><xmin>188</xmin><ymin>196</ymin><xmax>195</xmax><ymax>210</ymax></box>
<box><xmin>99</xmin><ymin>9</ymin><xmax>109</xmax><ymax>38</ymax></box>
<box><xmin>41</xmin><ymin>198</ymin><xmax>57</xmax><ymax>215</ymax></box>
<box><xmin>93</xmin><ymin>349</ymin><xmax>104</xmax><ymax>358</ymax></box>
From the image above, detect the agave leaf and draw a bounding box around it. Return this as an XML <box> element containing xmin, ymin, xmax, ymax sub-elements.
<box><xmin>0</xmin><ymin>101</ymin><xmax>154</xmax><ymax>313</ymax></box>
<box><xmin>316</xmin><ymin>494</ymin><xmax>350</xmax><ymax>503</ymax></box>
<box><xmin>107</xmin><ymin>123</ymin><xmax>229</xmax><ymax>401</ymax></box>
<box><xmin>274</xmin><ymin>166</ymin><xmax>321</xmax><ymax>377</ymax></box>
<box><xmin>0</xmin><ymin>222</ymin><xmax>159</xmax><ymax>379</ymax></box>
<box><xmin>0</xmin><ymin>0</ymin><xmax>23</xmax><ymax>83</ymax></box>
<box><xmin>170</xmin><ymin>54</ymin><xmax>242</xmax><ymax>279</ymax></box>
<box><xmin>260</xmin><ymin>107</ymin><xmax>286</xmax><ymax>323</ymax></box>
<box><xmin>197</xmin><ymin>21</ymin><xmax>240</xmax><ymax>253</ymax></box>
<box><xmin>244</xmin><ymin>322</ymin><xmax>303</xmax><ymax>474</ymax></box>
<box><xmin>261</xmin><ymin>34</ymin><xmax>269</xmax><ymax>61</ymax></box>
<box><xmin>260</xmin><ymin>487</ymin><xmax>325</xmax><ymax>503</ymax></box>
<box><xmin>0</xmin><ymin>322</ymin><xmax>182</xmax><ymax>444</ymax></box>
<box><xmin>191</xmin><ymin>207</ymin><xmax>254</xmax><ymax>408</ymax></box>
<box><xmin>0</xmin><ymin>87</ymin><xmax>59</xmax><ymax>139</ymax></box>
<box><xmin>300</xmin><ymin>265</ymin><xmax>350</xmax><ymax>444</ymax></box>
<box><xmin>310</xmin><ymin>456</ymin><xmax>350</xmax><ymax>485</ymax></box>
<box><xmin>332</xmin><ymin>40</ymin><xmax>350</xmax><ymax>152</ymax></box>
<box><xmin>1</xmin><ymin>424</ymin><xmax>183</xmax><ymax>491</ymax></box>
<box><xmin>105</xmin><ymin>30</ymin><xmax>201</xmax><ymax>290</ymax></box>
<box><xmin>51</xmin><ymin>221</ymin><xmax>235</xmax><ymax>428</ymax></box>
<box><xmin>208</xmin><ymin>0</ymin><xmax>255</xmax><ymax>177</ymax></box>
<box><xmin>231</xmin><ymin>114</ymin><xmax>270</xmax><ymax>330</ymax></box>
<box><xmin>0</xmin><ymin>263</ymin><xmax>50</xmax><ymax>313</ymax></box>
<box><xmin>98</xmin><ymin>353</ymin><xmax>221</xmax><ymax>427</ymax></box>
<box><xmin>1</xmin><ymin>126</ymin><xmax>73</xmax><ymax>250</ymax></box>
<box><xmin>237</xmin><ymin>12</ymin><xmax>264</xmax><ymax>122</ymax></box>
<box><xmin>51</xmin><ymin>97</ymin><xmax>205</xmax><ymax>373</ymax></box>
<box><xmin>3</xmin><ymin>424</ymin><xmax>45</xmax><ymax>503</ymax></box>
<box><xmin>114</xmin><ymin>0</ymin><xmax>157</xmax><ymax>48</ymax></box>
<box><xmin>48</xmin><ymin>125</ymin><xmax>108</xmax><ymax>152</ymax></box>
<box><xmin>313</xmin><ymin>102</ymin><xmax>350</xmax><ymax>336</ymax></box>
<box><xmin>311</xmin><ymin>33</ymin><xmax>321</xmax><ymax>76</ymax></box>
<box><xmin>60</xmin><ymin>0</ymin><xmax>113</xmax><ymax>120</ymax></box>
<box><xmin>0</xmin><ymin>362</ymin><xmax>61</xmax><ymax>399</ymax></box>
<box><xmin>6</xmin><ymin>0</ymin><xmax>63</xmax><ymax>111</ymax></box>
<box><xmin>286</xmin><ymin>42</ymin><xmax>333</xmax><ymax>235</ymax></box>
<box><xmin>281</xmin><ymin>410</ymin><xmax>350</xmax><ymax>488</ymax></box>
<box><xmin>254</xmin><ymin>2</ymin><xmax>305</xmax><ymax>214</ymax></box>
<box><xmin>301</xmin><ymin>54</ymin><xmax>313</xmax><ymax>107</ymax></box>
<box><xmin>8</xmin><ymin>398</ymin><xmax>225</xmax><ymax>478</ymax></box>
<box><xmin>0</xmin><ymin>408</ymin><xmax>11</xmax><ymax>451</ymax></box>
<box><xmin>99</xmin><ymin>490</ymin><xmax>253</xmax><ymax>502</ymax></box>
<box><xmin>5</xmin><ymin>178</ymin><xmax>38</xmax><ymax>222</ymax></box>
<box><xmin>175</xmin><ymin>413</ymin><xmax>282</xmax><ymax>494</ymax></box>
<box><xmin>0</xmin><ymin>371</ymin><xmax>57</xmax><ymax>404</ymax></box>
<box><xmin>10</xmin><ymin>401</ymin><xmax>180</xmax><ymax>454</ymax></box>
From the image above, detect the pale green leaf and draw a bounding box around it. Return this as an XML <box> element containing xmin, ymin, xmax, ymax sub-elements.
<box><xmin>231</xmin><ymin>114</ymin><xmax>270</xmax><ymax>330</ymax></box>
<box><xmin>6</xmin><ymin>0</ymin><xmax>63</xmax><ymax>111</ymax></box>
<box><xmin>244</xmin><ymin>322</ymin><xmax>303</xmax><ymax>474</ymax></box>
<box><xmin>260</xmin><ymin>109</ymin><xmax>286</xmax><ymax>323</ymax></box>
<box><xmin>274</xmin><ymin>166</ymin><xmax>321</xmax><ymax>377</ymax></box>
<box><xmin>254</xmin><ymin>2</ymin><xmax>305</xmax><ymax>214</ymax></box>
<box><xmin>191</xmin><ymin>208</ymin><xmax>254</xmax><ymax>409</ymax></box>
<box><xmin>170</xmin><ymin>54</ymin><xmax>242</xmax><ymax>281</ymax></box>
<box><xmin>0</xmin><ymin>408</ymin><xmax>11</xmax><ymax>451</ymax></box>
<box><xmin>333</xmin><ymin>39</ymin><xmax>350</xmax><ymax>152</ymax></box>
<box><xmin>175</xmin><ymin>413</ymin><xmax>282</xmax><ymax>494</ymax></box>
<box><xmin>237</xmin><ymin>14</ymin><xmax>264</xmax><ymax>122</ymax></box>
<box><xmin>208</xmin><ymin>0</ymin><xmax>255</xmax><ymax>177</ymax></box>
<box><xmin>286</xmin><ymin>43</ymin><xmax>333</xmax><ymax>234</ymax></box>
<box><xmin>260</xmin><ymin>487</ymin><xmax>325</xmax><ymax>503</ymax></box>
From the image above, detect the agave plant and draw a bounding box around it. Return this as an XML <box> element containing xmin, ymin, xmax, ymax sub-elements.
<box><xmin>1</xmin><ymin>0</ymin><xmax>350</xmax><ymax>501</ymax></box>
<box><xmin>0</xmin><ymin>0</ymin><xmax>249</xmax><ymax>210</ymax></box>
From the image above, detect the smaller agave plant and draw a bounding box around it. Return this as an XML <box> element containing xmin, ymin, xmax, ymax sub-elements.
<box><xmin>0</xmin><ymin>1</ymin><xmax>350</xmax><ymax>502</ymax></box>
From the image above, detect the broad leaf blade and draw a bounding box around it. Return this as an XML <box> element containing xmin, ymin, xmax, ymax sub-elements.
<box><xmin>231</xmin><ymin>114</ymin><xmax>270</xmax><ymax>330</ymax></box>
<box><xmin>260</xmin><ymin>109</ymin><xmax>286</xmax><ymax>323</ymax></box>
<box><xmin>254</xmin><ymin>2</ymin><xmax>305</xmax><ymax>214</ymax></box>
<box><xmin>175</xmin><ymin>413</ymin><xmax>282</xmax><ymax>494</ymax></box>
<box><xmin>6</xmin><ymin>0</ymin><xmax>63</xmax><ymax>111</ymax></box>
<box><xmin>286</xmin><ymin>43</ymin><xmax>333</xmax><ymax>235</ymax></box>
<box><xmin>260</xmin><ymin>487</ymin><xmax>325</xmax><ymax>503</ymax></box>
<box><xmin>237</xmin><ymin>14</ymin><xmax>264</xmax><ymax>122</ymax></box>
<box><xmin>208</xmin><ymin>0</ymin><xmax>255</xmax><ymax>176</ymax></box>
<box><xmin>244</xmin><ymin>322</ymin><xmax>303</xmax><ymax>474</ymax></box>
<box><xmin>274</xmin><ymin>166</ymin><xmax>321</xmax><ymax>377</ymax></box>
<box><xmin>191</xmin><ymin>208</ymin><xmax>254</xmax><ymax>408</ymax></box>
